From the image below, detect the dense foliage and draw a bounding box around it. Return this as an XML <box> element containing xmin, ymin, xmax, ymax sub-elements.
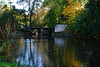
<box><xmin>0</xmin><ymin>3</ymin><xmax>28</xmax><ymax>30</ymax></box>
<box><xmin>43</xmin><ymin>0</ymin><xmax>67</xmax><ymax>27</ymax></box>
<box><xmin>69</xmin><ymin>0</ymin><xmax>100</xmax><ymax>36</ymax></box>
<box><xmin>43</xmin><ymin>0</ymin><xmax>100</xmax><ymax>36</ymax></box>
<box><xmin>0</xmin><ymin>2</ymin><xmax>28</xmax><ymax>66</ymax></box>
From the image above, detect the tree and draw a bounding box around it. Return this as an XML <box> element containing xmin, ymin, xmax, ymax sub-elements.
<box><xmin>62</xmin><ymin>1</ymin><xmax>83</xmax><ymax>24</ymax></box>
<box><xmin>65</xmin><ymin>0</ymin><xmax>100</xmax><ymax>36</ymax></box>
<box><xmin>31</xmin><ymin>7</ymin><xmax>49</xmax><ymax>27</ymax></box>
<box><xmin>61</xmin><ymin>0</ymin><xmax>87</xmax><ymax>34</ymax></box>
<box><xmin>43</xmin><ymin>0</ymin><xmax>68</xmax><ymax>27</ymax></box>
<box><xmin>85</xmin><ymin>0</ymin><xmax>100</xmax><ymax>35</ymax></box>
<box><xmin>13</xmin><ymin>9</ymin><xmax>29</xmax><ymax>29</ymax></box>
<box><xmin>17</xmin><ymin>0</ymin><xmax>41</xmax><ymax>28</ymax></box>
<box><xmin>0</xmin><ymin>6</ymin><xmax>15</xmax><ymax>27</ymax></box>
<box><xmin>0</xmin><ymin>1</ymin><xmax>9</xmax><ymax>16</ymax></box>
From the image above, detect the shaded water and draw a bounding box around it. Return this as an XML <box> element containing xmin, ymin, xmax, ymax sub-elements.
<box><xmin>16</xmin><ymin>35</ymin><xmax>100</xmax><ymax>67</ymax></box>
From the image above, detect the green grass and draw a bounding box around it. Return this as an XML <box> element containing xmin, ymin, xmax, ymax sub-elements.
<box><xmin>0</xmin><ymin>61</ymin><xmax>17</xmax><ymax>67</ymax></box>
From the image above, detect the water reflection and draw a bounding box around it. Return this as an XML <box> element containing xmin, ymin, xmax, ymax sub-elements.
<box><xmin>16</xmin><ymin>38</ymin><xmax>49</xmax><ymax>67</ymax></box>
<box><xmin>55</xmin><ymin>37</ymin><xmax>68</xmax><ymax>47</ymax></box>
<box><xmin>16</xmin><ymin>36</ymin><xmax>100</xmax><ymax>67</ymax></box>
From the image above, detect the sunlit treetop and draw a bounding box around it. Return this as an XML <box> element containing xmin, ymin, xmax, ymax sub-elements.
<box><xmin>62</xmin><ymin>0</ymin><xmax>88</xmax><ymax>24</ymax></box>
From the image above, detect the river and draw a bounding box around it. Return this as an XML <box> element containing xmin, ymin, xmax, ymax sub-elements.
<box><xmin>16</xmin><ymin>35</ymin><xmax>100</xmax><ymax>67</ymax></box>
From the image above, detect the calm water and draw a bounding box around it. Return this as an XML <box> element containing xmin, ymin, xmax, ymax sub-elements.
<box><xmin>16</xmin><ymin>35</ymin><xmax>100</xmax><ymax>67</ymax></box>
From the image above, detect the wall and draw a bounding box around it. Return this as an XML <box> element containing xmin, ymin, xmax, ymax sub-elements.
<box><xmin>54</xmin><ymin>24</ymin><xmax>67</xmax><ymax>32</ymax></box>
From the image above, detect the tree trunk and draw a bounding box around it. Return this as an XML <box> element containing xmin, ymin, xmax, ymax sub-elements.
<box><xmin>29</xmin><ymin>0</ymin><xmax>31</xmax><ymax>28</ymax></box>
<box><xmin>30</xmin><ymin>14</ymin><xmax>32</xmax><ymax>28</ymax></box>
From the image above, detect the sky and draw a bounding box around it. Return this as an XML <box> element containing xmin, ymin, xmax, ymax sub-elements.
<box><xmin>0</xmin><ymin>0</ymin><xmax>44</xmax><ymax>10</ymax></box>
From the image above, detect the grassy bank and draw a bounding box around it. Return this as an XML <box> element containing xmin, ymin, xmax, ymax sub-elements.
<box><xmin>0</xmin><ymin>61</ymin><xmax>17</xmax><ymax>67</ymax></box>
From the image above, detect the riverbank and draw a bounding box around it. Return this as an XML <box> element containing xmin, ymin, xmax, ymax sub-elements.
<box><xmin>52</xmin><ymin>32</ymin><xmax>100</xmax><ymax>39</ymax></box>
<box><xmin>52</xmin><ymin>32</ymin><xmax>73</xmax><ymax>37</ymax></box>
<box><xmin>0</xmin><ymin>61</ymin><xmax>17</xmax><ymax>67</ymax></box>
<box><xmin>0</xmin><ymin>32</ymin><xmax>23</xmax><ymax>67</ymax></box>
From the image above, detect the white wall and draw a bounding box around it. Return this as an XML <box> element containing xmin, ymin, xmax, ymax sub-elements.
<box><xmin>54</xmin><ymin>24</ymin><xmax>67</xmax><ymax>32</ymax></box>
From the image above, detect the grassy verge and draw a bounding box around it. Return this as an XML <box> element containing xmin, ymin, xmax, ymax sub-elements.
<box><xmin>0</xmin><ymin>61</ymin><xmax>17</xmax><ymax>67</ymax></box>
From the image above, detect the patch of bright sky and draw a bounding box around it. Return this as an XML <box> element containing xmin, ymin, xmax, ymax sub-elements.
<box><xmin>0</xmin><ymin>0</ymin><xmax>44</xmax><ymax>10</ymax></box>
<box><xmin>11</xmin><ymin>0</ymin><xmax>24</xmax><ymax>9</ymax></box>
<box><xmin>11</xmin><ymin>0</ymin><xmax>44</xmax><ymax>10</ymax></box>
<box><xmin>0</xmin><ymin>0</ymin><xmax>9</xmax><ymax>5</ymax></box>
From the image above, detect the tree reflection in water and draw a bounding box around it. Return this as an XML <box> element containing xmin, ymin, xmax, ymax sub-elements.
<box><xmin>16</xmin><ymin>36</ymin><xmax>100</xmax><ymax>67</ymax></box>
<box><xmin>16</xmin><ymin>38</ymin><xmax>49</xmax><ymax>67</ymax></box>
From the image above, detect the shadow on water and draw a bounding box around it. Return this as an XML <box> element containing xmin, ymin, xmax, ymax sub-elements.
<box><xmin>16</xmin><ymin>35</ymin><xmax>100</xmax><ymax>67</ymax></box>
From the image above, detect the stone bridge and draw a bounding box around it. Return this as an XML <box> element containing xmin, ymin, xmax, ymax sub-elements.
<box><xmin>29</xmin><ymin>27</ymin><xmax>53</xmax><ymax>35</ymax></box>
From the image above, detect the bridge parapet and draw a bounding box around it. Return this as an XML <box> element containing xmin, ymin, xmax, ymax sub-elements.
<box><xmin>30</xmin><ymin>27</ymin><xmax>53</xmax><ymax>35</ymax></box>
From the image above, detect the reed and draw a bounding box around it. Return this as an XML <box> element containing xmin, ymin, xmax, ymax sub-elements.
<box><xmin>0</xmin><ymin>20</ymin><xmax>16</xmax><ymax>41</ymax></box>
<box><xmin>0</xmin><ymin>20</ymin><xmax>17</xmax><ymax>57</ymax></box>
